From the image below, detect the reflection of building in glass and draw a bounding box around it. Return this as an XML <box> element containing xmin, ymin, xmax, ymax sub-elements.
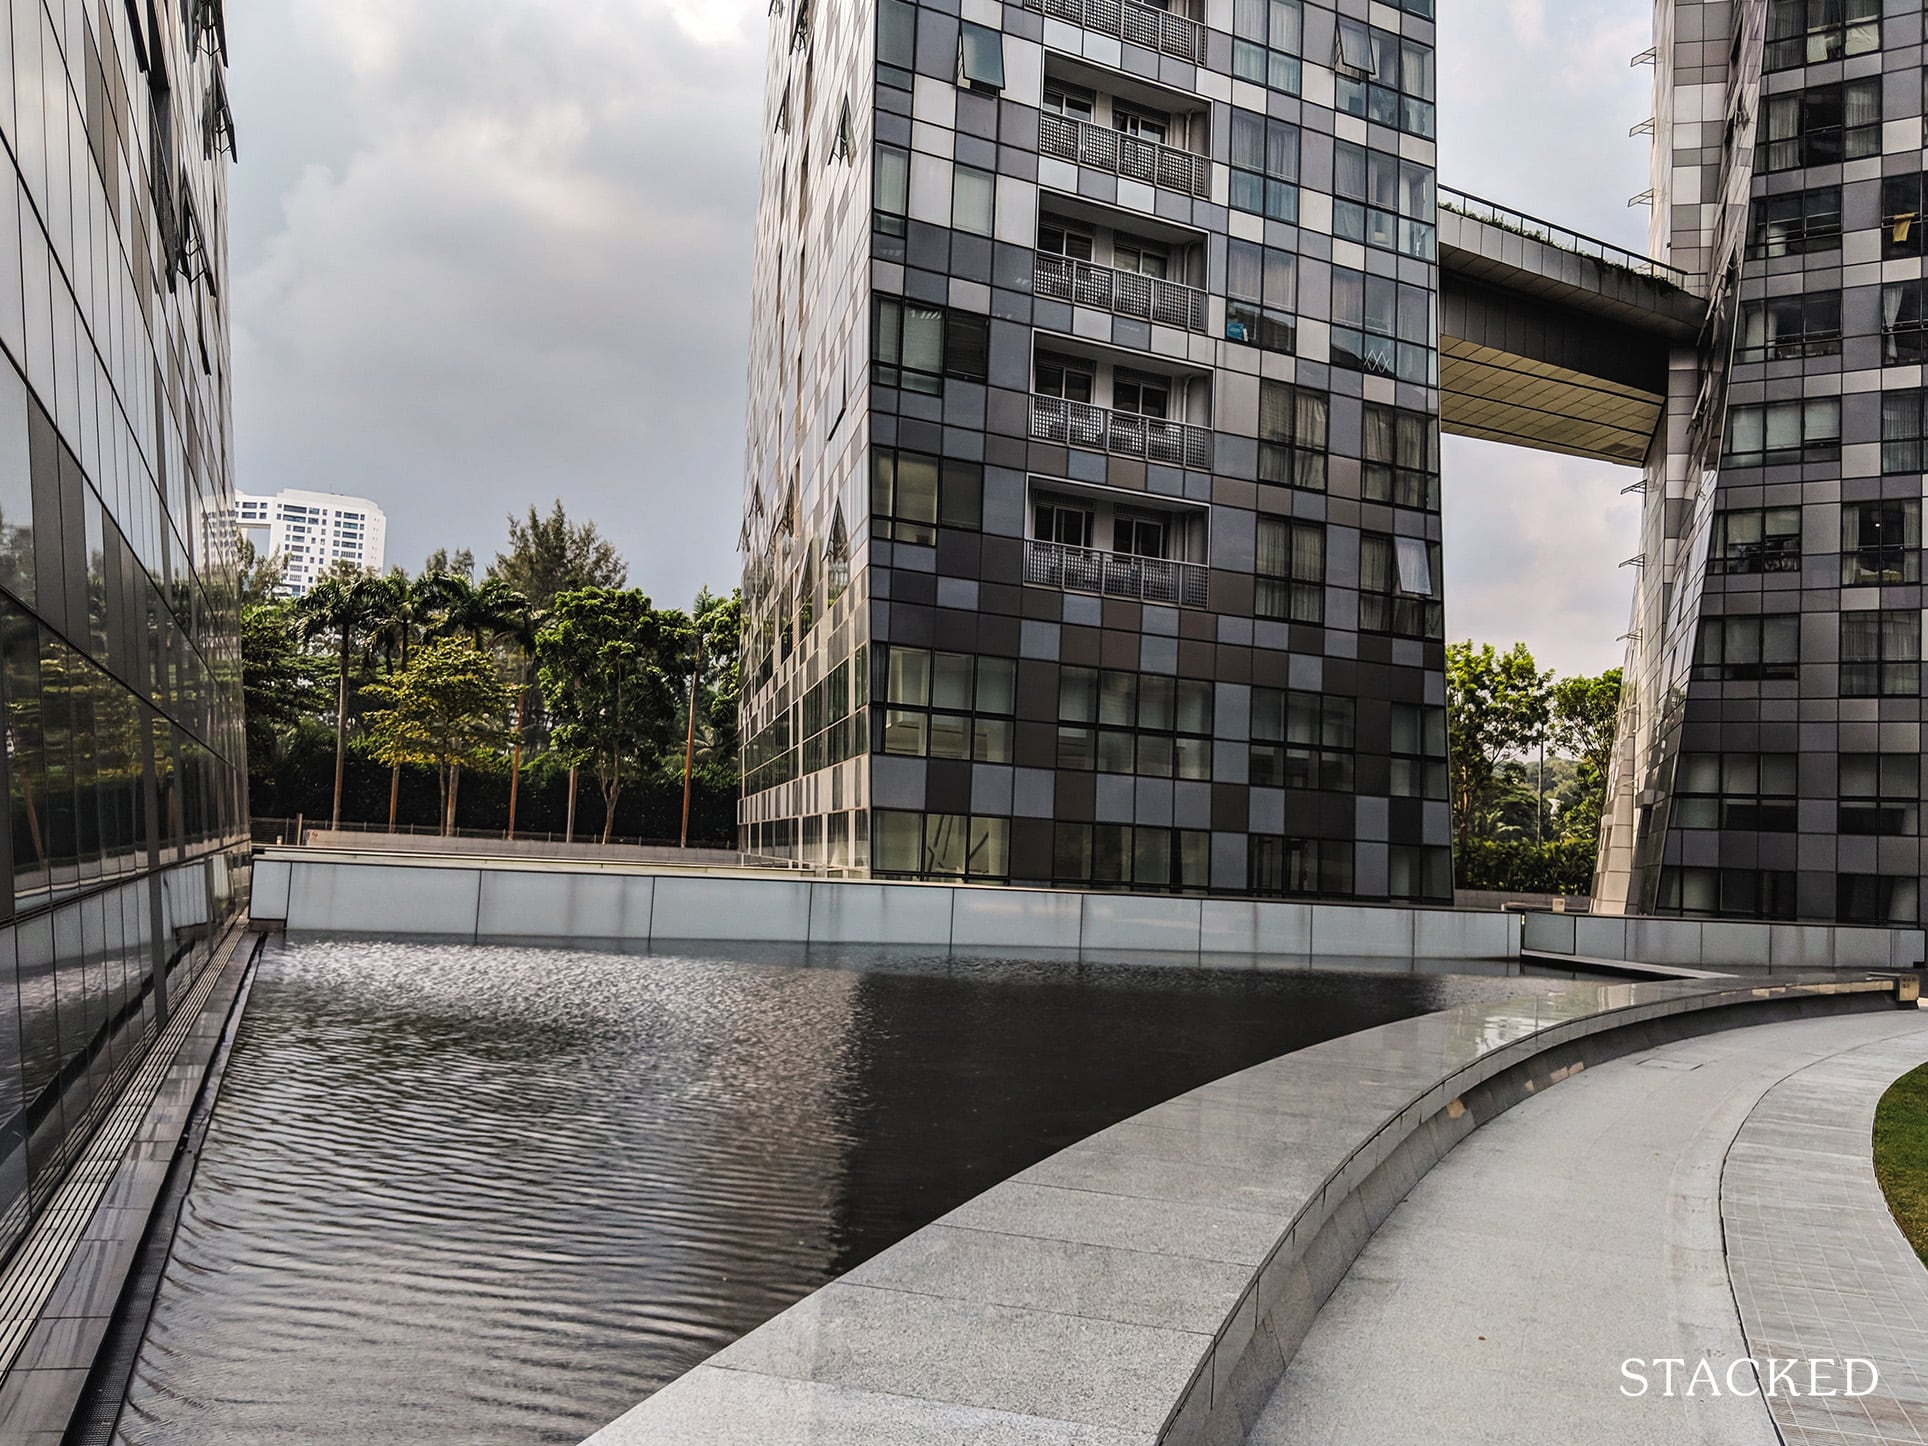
<box><xmin>738</xmin><ymin>0</ymin><xmax>1453</xmax><ymax>902</ymax></box>
<box><xmin>235</xmin><ymin>489</ymin><xmax>389</xmax><ymax>597</ymax></box>
<box><xmin>0</xmin><ymin>2</ymin><xmax>249</xmax><ymax>1254</ymax></box>
<box><xmin>1598</xmin><ymin>0</ymin><xmax>1928</xmax><ymax>927</ymax></box>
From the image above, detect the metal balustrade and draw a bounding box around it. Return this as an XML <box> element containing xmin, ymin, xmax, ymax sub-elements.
<box><xmin>1024</xmin><ymin>538</ymin><xmax>1210</xmax><ymax>608</ymax></box>
<box><xmin>1030</xmin><ymin>393</ymin><xmax>1212</xmax><ymax>470</ymax></box>
<box><xmin>1033</xmin><ymin>251</ymin><xmax>1209</xmax><ymax>332</ymax></box>
<box><xmin>1028</xmin><ymin>0</ymin><xmax>1206</xmax><ymax>63</ymax></box>
<box><xmin>1438</xmin><ymin>185</ymin><xmax>1701</xmax><ymax>293</ymax></box>
<box><xmin>1038</xmin><ymin>112</ymin><xmax>1212</xmax><ymax>199</ymax></box>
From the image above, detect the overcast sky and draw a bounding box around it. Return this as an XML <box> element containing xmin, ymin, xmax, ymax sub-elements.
<box><xmin>225</xmin><ymin>0</ymin><xmax>1655</xmax><ymax>676</ymax></box>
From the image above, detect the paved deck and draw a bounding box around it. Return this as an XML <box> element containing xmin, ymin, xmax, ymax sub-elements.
<box><xmin>1253</xmin><ymin>1009</ymin><xmax>1928</xmax><ymax>1446</ymax></box>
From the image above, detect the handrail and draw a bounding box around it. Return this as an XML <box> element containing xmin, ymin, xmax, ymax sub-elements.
<box><xmin>1438</xmin><ymin>185</ymin><xmax>1701</xmax><ymax>292</ymax></box>
<box><xmin>1029</xmin><ymin>393</ymin><xmax>1212</xmax><ymax>470</ymax></box>
<box><xmin>1038</xmin><ymin>112</ymin><xmax>1211</xmax><ymax>199</ymax></box>
<box><xmin>1033</xmin><ymin>251</ymin><xmax>1209</xmax><ymax>333</ymax></box>
<box><xmin>1026</xmin><ymin>0</ymin><xmax>1205</xmax><ymax>63</ymax></box>
<box><xmin>1024</xmin><ymin>538</ymin><xmax>1210</xmax><ymax>608</ymax></box>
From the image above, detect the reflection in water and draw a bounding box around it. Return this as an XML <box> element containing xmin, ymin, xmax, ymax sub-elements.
<box><xmin>119</xmin><ymin>938</ymin><xmax>1558</xmax><ymax>1444</ymax></box>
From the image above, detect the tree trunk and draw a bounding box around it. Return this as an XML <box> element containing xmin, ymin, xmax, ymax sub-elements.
<box><xmin>565</xmin><ymin>766</ymin><xmax>578</xmax><ymax>843</ymax></box>
<box><xmin>331</xmin><ymin>638</ymin><xmax>350</xmax><ymax>830</ymax></box>
<box><xmin>601</xmin><ymin>778</ymin><xmax>620</xmax><ymax>846</ymax></box>
<box><xmin>436</xmin><ymin>761</ymin><xmax>449</xmax><ymax>839</ymax></box>
<box><xmin>387</xmin><ymin>761</ymin><xmax>400</xmax><ymax>831</ymax></box>
<box><xmin>506</xmin><ymin>692</ymin><xmax>526</xmax><ymax>839</ymax></box>
<box><xmin>448</xmin><ymin>762</ymin><xmax>461</xmax><ymax>837</ymax></box>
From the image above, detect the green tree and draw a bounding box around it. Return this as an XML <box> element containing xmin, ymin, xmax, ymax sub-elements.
<box><xmin>422</xmin><ymin>547</ymin><xmax>475</xmax><ymax>581</ymax></box>
<box><xmin>295</xmin><ymin>572</ymin><xmax>388</xmax><ymax>829</ymax></box>
<box><xmin>1549</xmin><ymin>668</ymin><xmax>1623</xmax><ymax>846</ymax></box>
<box><xmin>536</xmin><ymin>589</ymin><xmax>679</xmax><ymax>844</ymax></box>
<box><xmin>237</xmin><ymin>536</ymin><xmax>287</xmax><ymax>607</ymax></box>
<box><xmin>1446</xmin><ymin>640</ymin><xmax>1551</xmax><ymax>853</ymax></box>
<box><xmin>366</xmin><ymin>569</ymin><xmax>452</xmax><ymax>828</ymax></box>
<box><xmin>364</xmin><ymin>638</ymin><xmax>516</xmax><ymax>836</ymax></box>
<box><xmin>489</xmin><ymin>501</ymin><xmax>627</xmax><ymax>613</ymax></box>
<box><xmin>240</xmin><ymin>601</ymin><xmax>323</xmax><ymax>760</ymax></box>
<box><xmin>691</xmin><ymin>587</ymin><xmax>743</xmax><ymax>773</ymax></box>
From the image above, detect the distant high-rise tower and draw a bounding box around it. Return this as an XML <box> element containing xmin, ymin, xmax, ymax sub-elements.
<box><xmin>236</xmin><ymin>488</ymin><xmax>389</xmax><ymax>596</ymax></box>
<box><xmin>1599</xmin><ymin>0</ymin><xmax>1928</xmax><ymax>928</ymax></box>
<box><xmin>738</xmin><ymin>0</ymin><xmax>1451</xmax><ymax>900</ymax></box>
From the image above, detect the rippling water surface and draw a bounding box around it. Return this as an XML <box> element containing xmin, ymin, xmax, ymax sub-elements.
<box><xmin>118</xmin><ymin>938</ymin><xmax>1561</xmax><ymax>1444</ymax></box>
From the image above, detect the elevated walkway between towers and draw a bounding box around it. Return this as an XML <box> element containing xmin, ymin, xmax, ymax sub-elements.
<box><xmin>1436</xmin><ymin>188</ymin><xmax>1708</xmax><ymax>467</ymax></box>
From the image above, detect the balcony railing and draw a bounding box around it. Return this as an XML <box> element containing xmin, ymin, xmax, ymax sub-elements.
<box><xmin>1438</xmin><ymin>185</ymin><xmax>1702</xmax><ymax>294</ymax></box>
<box><xmin>1038</xmin><ymin>112</ymin><xmax>1211</xmax><ymax>199</ymax></box>
<box><xmin>1025</xmin><ymin>538</ymin><xmax>1209</xmax><ymax>608</ymax></box>
<box><xmin>1033</xmin><ymin>251</ymin><xmax>1208</xmax><ymax>332</ymax></box>
<box><xmin>1027</xmin><ymin>0</ymin><xmax>1205</xmax><ymax>63</ymax></box>
<box><xmin>1030</xmin><ymin>394</ymin><xmax>1212</xmax><ymax>470</ymax></box>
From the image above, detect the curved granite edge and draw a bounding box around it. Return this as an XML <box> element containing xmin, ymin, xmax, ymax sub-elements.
<box><xmin>583</xmin><ymin>975</ymin><xmax>1916</xmax><ymax>1446</ymax></box>
<box><xmin>1721</xmin><ymin>1028</ymin><xmax>1928</xmax><ymax>1444</ymax></box>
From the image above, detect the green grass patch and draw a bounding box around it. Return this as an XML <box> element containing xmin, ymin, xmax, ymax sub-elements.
<box><xmin>1874</xmin><ymin>1061</ymin><xmax>1928</xmax><ymax>1268</ymax></box>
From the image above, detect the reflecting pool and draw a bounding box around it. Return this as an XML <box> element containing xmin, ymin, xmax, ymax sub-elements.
<box><xmin>118</xmin><ymin>938</ymin><xmax>1566</xmax><ymax>1444</ymax></box>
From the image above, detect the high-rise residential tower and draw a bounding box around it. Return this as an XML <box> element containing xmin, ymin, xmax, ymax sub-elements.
<box><xmin>1598</xmin><ymin>0</ymin><xmax>1928</xmax><ymax>927</ymax></box>
<box><xmin>236</xmin><ymin>488</ymin><xmax>388</xmax><ymax>596</ymax></box>
<box><xmin>739</xmin><ymin>0</ymin><xmax>1451</xmax><ymax>900</ymax></box>
<box><xmin>0</xmin><ymin>0</ymin><xmax>248</xmax><ymax>1254</ymax></box>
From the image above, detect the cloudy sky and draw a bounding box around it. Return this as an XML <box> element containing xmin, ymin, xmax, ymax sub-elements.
<box><xmin>225</xmin><ymin>0</ymin><xmax>1655</xmax><ymax>676</ymax></box>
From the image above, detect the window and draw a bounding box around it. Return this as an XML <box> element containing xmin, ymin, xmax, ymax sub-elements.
<box><xmin>1232</xmin><ymin>0</ymin><xmax>1302</xmax><ymax>95</ymax></box>
<box><xmin>1722</xmin><ymin>398</ymin><xmax>1840</xmax><ymax>467</ymax></box>
<box><xmin>1660</xmin><ymin>868</ymin><xmax>1798</xmax><ymax>920</ymax></box>
<box><xmin>1881</xmin><ymin>390</ymin><xmax>1928</xmax><ymax>474</ymax></box>
<box><xmin>1362</xmin><ymin>405</ymin><xmax>1439</xmax><ymax>510</ymax></box>
<box><xmin>1881</xmin><ymin>175</ymin><xmax>1926</xmax><ymax>260</ymax></box>
<box><xmin>833</xmin><ymin>98</ymin><xmax>856</xmax><ymax>163</ymax></box>
<box><xmin>1764</xmin><ymin>0</ymin><xmax>1878</xmax><ymax>72</ymax></box>
<box><xmin>1756</xmin><ymin>80</ymin><xmax>1881</xmax><ymax>173</ymax></box>
<box><xmin>1033</xmin><ymin>499</ymin><xmax>1093</xmax><ymax>548</ymax></box>
<box><xmin>1111</xmin><ymin>102</ymin><xmax>1169</xmax><ymax>144</ymax></box>
<box><xmin>1388</xmin><ymin>846</ymin><xmax>1452</xmax><ymax>903</ymax></box>
<box><xmin>878</xmin><ymin>0</ymin><xmax>916</xmax><ymax>89</ymax></box>
<box><xmin>1038</xmin><ymin>221</ymin><xmax>1094</xmax><ymax>261</ymax></box>
<box><xmin>1883</xmin><ymin>282</ymin><xmax>1928</xmax><ymax>366</ymax></box>
<box><xmin>1840</xmin><ymin>610</ymin><xmax>1921</xmax><ymax>696</ymax></box>
<box><xmin>1114</xmin><ymin>512</ymin><xmax>1167</xmax><ymax>559</ymax></box>
<box><xmin>1229</xmin><ymin>110</ymin><xmax>1299</xmax><ymax>223</ymax></box>
<box><xmin>1839</xmin><ymin>754</ymin><xmax>1920</xmax><ymax>836</ymax></box>
<box><xmin>874</xmin><ymin>142</ymin><xmax>909</xmax><ymax>237</ymax></box>
<box><xmin>1332</xmin><ymin>267</ymin><xmax>1433</xmax><ymax>384</ymax></box>
<box><xmin>1736</xmin><ymin>293</ymin><xmax>1839</xmax><ymax>363</ymax></box>
<box><xmin>1673</xmin><ymin>753</ymin><xmax>1798</xmax><ymax>831</ymax></box>
<box><xmin>1043</xmin><ymin>82</ymin><xmax>1094</xmax><ymax>120</ymax></box>
<box><xmin>1390</xmin><ymin>703</ymin><xmax>1448</xmax><ymax>799</ymax></box>
<box><xmin>1112</xmin><ymin>371</ymin><xmax>1169</xmax><ymax>419</ymax></box>
<box><xmin>798</xmin><ymin>659</ymin><xmax>863</xmax><ymax>775</ymax></box>
<box><xmin>872</xmin><ymin>299</ymin><xmax>990</xmax><ymax>392</ymax></box>
<box><xmin>874</xmin><ymin>810</ymin><xmax>1011</xmax><ymax>881</ymax></box>
<box><xmin>1333</xmin><ymin>143</ymin><xmax>1435</xmax><ymax>261</ymax></box>
<box><xmin>1225</xmin><ymin>240</ymin><xmax>1296</xmax><ymax>353</ymax></box>
<box><xmin>957</xmin><ymin>22</ymin><xmax>1004</xmax><ymax>92</ymax></box>
<box><xmin>952</xmin><ymin>165</ymin><xmax>994</xmax><ymax>236</ymax></box>
<box><xmin>1334</xmin><ymin>21</ymin><xmax>1435</xmax><ymax>138</ymax></box>
<box><xmin>871</xmin><ymin>446</ymin><xmax>982</xmax><ymax>544</ymax></box>
<box><xmin>1359</xmin><ymin>533</ymin><xmax>1442</xmax><ymax>639</ymax></box>
<box><xmin>1036</xmin><ymin>354</ymin><xmax>1094</xmax><ymax>402</ymax></box>
<box><xmin>1255</xmin><ymin>519</ymin><xmax>1324</xmax><ymax>623</ymax></box>
<box><xmin>877</xmin><ymin>646</ymin><xmax>1016</xmax><ymax>764</ymax></box>
<box><xmin>1693</xmin><ymin>614</ymin><xmax>1799</xmax><ymax>682</ymax></box>
<box><xmin>1748</xmin><ymin>187</ymin><xmax>1841</xmax><ymax>259</ymax></box>
<box><xmin>1053</xmin><ymin>823</ymin><xmax>1210</xmax><ymax>892</ymax></box>
<box><xmin>1842</xmin><ymin>500</ymin><xmax>1920</xmax><ymax>586</ymax></box>
<box><xmin>1258</xmin><ymin>382</ymin><xmax>1327</xmax><ymax>491</ymax></box>
<box><xmin>1056</xmin><ymin>667</ymin><xmax>1213</xmax><ymax>782</ymax></box>
<box><xmin>1251</xmin><ymin>689</ymin><xmax>1354</xmax><ymax>790</ymax></box>
<box><xmin>1710</xmin><ymin>507</ymin><xmax>1801</xmax><ymax>575</ymax></box>
<box><xmin>825</xmin><ymin>509</ymin><xmax>850</xmax><ymax>602</ymax></box>
<box><xmin>1837</xmin><ymin>875</ymin><xmax>1919</xmax><ymax>925</ymax></box>
<box><xmin>1249</xmin><ymin>836</ymin><xmax>1353</xmax><ymax>897</ymax></box>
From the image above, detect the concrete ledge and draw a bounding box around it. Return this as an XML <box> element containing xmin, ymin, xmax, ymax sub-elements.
<box><xmin>252</xmin><ymin>851</ymin><xmax>1924</xmax><ymax>972</ymax></box>
<box><xmin>582</xmin><ymin>973</ymin><xmax>1911</xmax><ymax>1446</ymax></box>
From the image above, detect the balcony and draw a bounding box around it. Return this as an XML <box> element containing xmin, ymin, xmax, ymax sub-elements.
<box><xmin>1033</xmin><ymin>251</ymin><xmax>1208</xmax><ymax>332</ymax></box>
<box><xmin>1025</xmin><ymin>538</ymin><xmax>1209</xmax><ymax>607</ymax></box>
<box><xmin>1027</xmin><ymin>0</ymin><xmax>1204</xmax><ymax>63</ymax></box>
<box><xmin>1030</xmin><ymin>394</ymin><xmax>1212</xmax><ymax>470</ymax></box>
<box><xmin>1038</xmin><ymin>112</ymin><xmax>1210</xmax><ymax>199</ymax></box>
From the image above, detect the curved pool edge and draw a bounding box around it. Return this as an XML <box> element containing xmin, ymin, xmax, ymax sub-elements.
<box><xmin>581</xmin><ymin>972</ymin><xmax>1917</xmax><ymax>1446</ymax></box>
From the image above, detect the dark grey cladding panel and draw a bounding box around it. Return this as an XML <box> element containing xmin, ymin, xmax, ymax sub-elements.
<box><xmin>1441</xmin><ymin>275</ymin><xmax>1673</xmax><ymax>396</ymax></box>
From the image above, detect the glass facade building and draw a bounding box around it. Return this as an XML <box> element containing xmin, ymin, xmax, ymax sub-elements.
<box><xmin>1599</xmin><ymin>0</ymin><xmax>1928</xmax><ymax>925</ymax></box>
<box><xmin>0</xmin><ymin>0</ymin><xmax>248</xmax><ymax>1259</ymax></box>
<box><xmin>740</xmin><ymin>0</ymin><xmax>1452</xmax><ymax>902</ymax></box>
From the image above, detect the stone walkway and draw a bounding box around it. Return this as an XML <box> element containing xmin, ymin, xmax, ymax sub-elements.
<box><xmin>1724</xmin><ymin>1031</ymin><xmax>1928</xmax><ymax>1446</ymax></box>
<box><xmin>1252</xmin><ymin>1009</ymin><xmax>1928</xmax><ymax>1446</ymax></box>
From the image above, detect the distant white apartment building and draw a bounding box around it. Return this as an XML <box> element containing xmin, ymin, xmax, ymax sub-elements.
<box><xmin>235</xmin><ymin>489</ymin><xmax>388</xmax><ymax>597</ymax></box>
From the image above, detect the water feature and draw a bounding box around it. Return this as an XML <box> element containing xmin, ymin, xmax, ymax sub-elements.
<box><xmin>115</xmin><ymin>937</ymin><xmax>1568</xmax><ymax>1444</ymax></box>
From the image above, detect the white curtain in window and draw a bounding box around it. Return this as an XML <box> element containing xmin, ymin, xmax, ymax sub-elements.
<box><xmin>1394</xmin><ymin>536</ymin><xmax>1433</xmax><ymax>595</ymax></box>
<box><xmin>1290</xmin><ymin>524</ymin><xmax>1324</xmax><ymax>582</ymax></box>
<box><xmin>1360</xmin><ymin>535</ymin><xmax>1394</xmax><ymax>593</ymax></box>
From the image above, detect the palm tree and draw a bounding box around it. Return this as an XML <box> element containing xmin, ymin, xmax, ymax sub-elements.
<box><xmin>366</xmin><ymin>569</ymin><xmax>447</xmax><ymax>829</ymax></box>
<box><xmin>295</xmin><ymin>572</ymin><xmax>386</xmax><ymax>831</ymax></box>
<box><xmin>423</xmin><ymin>575</ymin><xmax>532</xmax><ymax>834</ymax></box>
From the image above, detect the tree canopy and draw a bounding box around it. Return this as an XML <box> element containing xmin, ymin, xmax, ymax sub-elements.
<box><xmin>489</xmin><ymin>502</ymin><xmax>627</xmax><ymax>613</ymax></box>
<box><xmin>364</xmin><ymin>638</ymin><xmax>517</xmax><ymax>835</ymax></box>
<box><xmin>1446</xmin><ymin>640</ymin><xmax>1551</xmax><ymax>852</ymax></box>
